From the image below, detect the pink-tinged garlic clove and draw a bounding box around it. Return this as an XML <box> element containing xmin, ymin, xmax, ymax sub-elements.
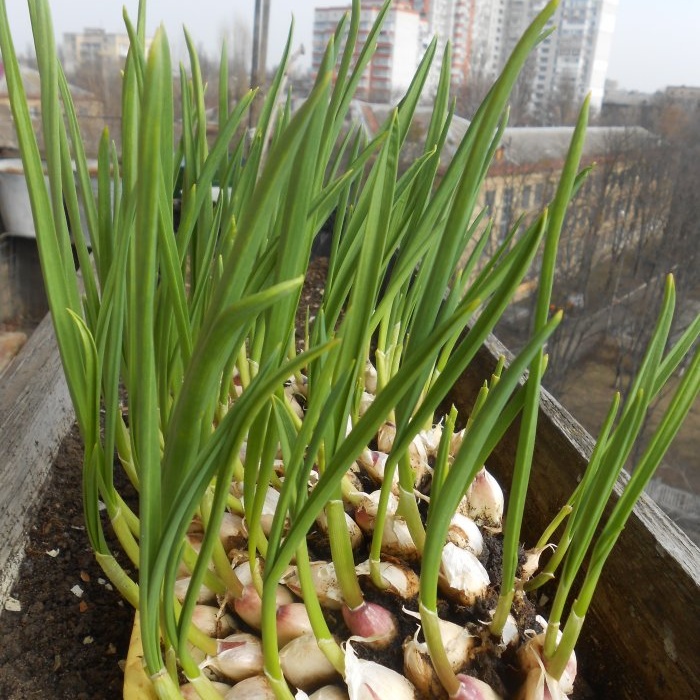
<box><xmin>233</xmin><ymin>583</ymin><xmax>294</xmax><ymax>630</ymax></box>
<box><xmin>342</xmin><ymin>601</ymin><xmax>398</xmax><ymax>649</ymax></box>
<box><xmin>223</xmin><ymin>674</ymin><xmax>276</xmax><ymax>699</ymax></box>
<box><xmin>174</xmin><ymin>576</ymin><xmax>217</xmax><ymax>605</ymax></box>
<box><xmin>358</xmin><ymin>450</ymin><xmax>398</xmax><ymax>491</ymax></box>
<box><xmin>316</xmin><ymin>509</ymin><xmax>364</xmax><ymax>550</ymax></box>
<box><xmin>180</xmin><ymin>681</ymin><xmax>232</xmax><ymax>699</ymax></box>
<box><xmin>439</xmin><ymin>542</ymin><xmax>490</xmax><ymax>606</ymax></box>
<box><xmin>345</xmin><ymin>640</ymin><xmax>417</xmax><ymax>700</ymax></box>
<box><xmin>453</xmin><ymin>674</ymin><xmax>504</xmax><ymax>700</ymax></box>
<box><xmin>276</xmin><ymin>602</ymin><xmax>314</xmax><ymax>647</ymax></box>
<box><xmin>204</xmin><ymin>633</ymin><xmax>264</xmax><ymax>682</ymax></box>
<box><xmin>280</xmin><ymin>634</ymin><xmax>341</xmax><ymax>691</ymax></box>
<box><xmin>447</xmin><ymin>513</ymin><xmax>484</xmax><ymax>556</ymax></box>
<box><xmin>308</xmin><ymin>685</ymin><xmax>350</xmax><ymax>700</ymax></box>
<box><xmin>355</xmin><ymin>559</ymin><xmax>420</xmax><ymax>599</ymax></box>
<box><xmin>283</xmin><ymin>562</ymin><xmax>345</xmax><ymax>610</ymax></box>
<box><xmin>377</xmin><ymin>422</ymin><xmax>396</xmax><ymax>453</ymax></box>
<box><xmin>464</xmin><ymin>468</ymin><xmax>504</xmax><ymax>528</ymax></box>
<box><xmin>364</xmin><ymin>360</ymin><xmax>378</xmax><ymax>394</ymax></box>
<box><xmin>191</xmin><ymin>604</ymin><xmax>235</xmax><ymax>638</ymax></box>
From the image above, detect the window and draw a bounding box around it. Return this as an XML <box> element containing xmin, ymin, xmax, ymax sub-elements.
<box><xmin>521</xmin><ymin>185</ymin><xmax>531</xmax><ymax>209</ymax></box>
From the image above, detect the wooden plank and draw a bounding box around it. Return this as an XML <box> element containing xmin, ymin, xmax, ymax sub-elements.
<box><xmin>446</xmin><ymin>333</ymin><xmax>700</xmax><ymax>699</ymax></box>
<box><xmin>0</xmin><ymin>313</ymin><xmax>75</xmax><ymax>611</ymax></box>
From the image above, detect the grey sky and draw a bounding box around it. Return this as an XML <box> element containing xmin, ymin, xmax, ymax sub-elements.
<box><xmin>3</xmin><ymin>1</ymin><xmax>699</xmax><ymax>94</ymax></box>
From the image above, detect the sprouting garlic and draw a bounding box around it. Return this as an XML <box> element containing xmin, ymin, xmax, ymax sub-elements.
<box><xmin>447</xmin><ymin>513</ymin><xmax>484</xmax><ymax>556</ymax></box>
<box><xmin>464</xmin><ymin>468</ymin><xmax>504</xmax><ymax>528</ymax></box>
<box><xmin>203</xmin><ymin>633</ymin><xmax>264</xmax><ymax>682</ymax></box>
<box><xmin>284</xmin><ymin>383</ymin><xmax>305</xmax><ymax>419</ymax></box>
<box><xmin>355</xmin><ymin>559</ymin><xmax>420</xmax><ymax>599</ymax></box>
<box><xmin>179</xmin><ymin>681</ymin><xmax>232</xmax><ymax>699</ymax></box>
<box><xmin>518</xmin><ymin>624</ymin><xmax>576</xmax><ymax>696</ymax></box>
<box><xmin>191</xmin><ymin>604</ymin><xmax>235</xmax><ymax>638</ymax></box>
<box><xmin>316</xmin><ymin>508</ymin><xmax>364</xmax><ymax>550</ymax></box>
<box><xmin>518</xmin><ymin>544</ymin><xmax>555</xmax><ymax>585</ymax></box>
<box><xmin>439</xmin><ymin>542</ymin><xmax>490</xmax><ymax>606</ymax></box>
<box><xmin>233</xmin><ymin>583</ymin><xmax>294</xmax><ymax>630</ymax></box>
<box><xmin>345</xmin><ymin>640</ymin><xmax>417</xmax><ymax>700</ymax></box>
<box><xmin>515</xmin><ymin>667</ymin><xmax>569</xmax><ymax>700</ymax></box>
<box><xmin>357</xmin><ymin>450</ymin><xmax>397</xmax><ymax>491</ymax></box>
<box><xmin>450</xmin><ymin>428</ymin><xmax>466</xmax><ymax>457</ymax></box>
<box><xmin>276</xmin><ymin>602</ymin><xmax>314</xmax><ymax>647</ymax></box>
<box><xmin>402</xmin><ymin>614</ymin><xmax>474</xmax><ymax>697</ymax></box>
<box><xmin>342</xmin><ymin>601</ymin><xmax>398</xmax><ymax>649</ymax></box>
<box><xmin>218</xmin><ymin>512</ymin><xmax>248</xmax><ymax>552</ymax></box>
<box><xmin>376</xmin><ymin>512</ymin><xmax>420</xmax><ymax>562</ymax></box>
<box><xmin>174</xmin><ymin>576</ymin><xmax>217</xmax><ymax>605</ymax></box>
<box><xmin>280</xmin><ymin>634</ymin><xmax>341</xmax><ymax>691</ymax></box>
<box><xmin>283</xmin><ymin>561</ymin><xmax>345</xmax><ymax>610</ymax></box>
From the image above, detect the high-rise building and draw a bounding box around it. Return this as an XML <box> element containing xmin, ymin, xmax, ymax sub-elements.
<box><xmin>312</xmin><ymin>3</ymin><xmax>421</xmax><ymax>103</ymax></box>
<box><xmin>418</xmin><ymin>0</ymin><xmax>617</xmax><ymax>116</ymax></box>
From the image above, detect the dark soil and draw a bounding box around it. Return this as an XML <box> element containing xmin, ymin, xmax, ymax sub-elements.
<box><xmin>0</xmin><ymin>424</ymin><xmax>135</xmax><ymax>700</ymax></box>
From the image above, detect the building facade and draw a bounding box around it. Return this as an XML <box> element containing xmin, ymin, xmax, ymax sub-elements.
<box><xmin>312</xmin><ymin>3</ymin><xmax>421</xmax><ymax>103</ymax></box>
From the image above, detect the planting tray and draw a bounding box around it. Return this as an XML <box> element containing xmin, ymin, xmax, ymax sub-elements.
<box><xmin>446</xmin><ymin>332</ymin><xmax>700</xmax><ymax>699</ymax></box>
<box><xmin>1</xmin><ymin>315</ymin><xmax>698</xmax><ymax>698</ymax></box>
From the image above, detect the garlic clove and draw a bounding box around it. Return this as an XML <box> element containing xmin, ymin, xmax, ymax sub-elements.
<box><xmin>518</xmin><ymin>630</ymin><xmax>576</xmax><ymax>696</ymax></box>
<box><xmin>464</xmin><ymin>468</ymin><xmax>504</xmax><ymax>528</ymax></box>
<box><xmin>439</xmin><ymin>542</ymin><xmax>490</xmax><ymax>606</ymax></box>
<box><xmin>447</xmin><ymin>513</ymin><xmax>484</xmax><ymax>556</ymax></box>
<box><xmin>233</xmin><ymin>583</ymin><xmax>294</xmax><ymax>630</ymax></box>
<box><xmin>364</xmin><ymin>360</ymin><xmax>378</xmax><ymax>394</ymax></box>
<box><xmin>223</xmin><ymin>674</ymin><xmax>276</xmax><ymax>699</ymax></box>
<box><xmin>342</xmin><ymin>601</ymin><xmax>398</xmax><ymax>649</ymax></box>
<box><xmin>191</xmin><ymin>604</ymin><xmax>235</xmax><ymax>638</ymax></box>
<box><xmin>354</xmin><ymin>491</ymin><xmax>399</xmax><ymax>533</ymax></box>
<box><xmin>204</xmin><ymin>633</ymin><xmax>264</xmax><ymax>682</ymax></box>
<box><xmin>345</xmin><ymin>640</ymin><xmax>417</xmax><ymax>700</ymax></box>
<box><xmin>518</xmin><ymin>544</ymin><xmax>555</xmax><ymax>584</ymax></box>
<box><xmin>276</xmin><ymin>602</ymin><xmax>314</xmax><ymax>647</ymax></box>
<box><xmin>377</xmin><ymin>513</ymin><xmax>420</xmax><ymax>562</ymax></box>
<box><xmin>359</xmin><ymin>391</ymin><xmax>375</xmax><ymax>416</ymax></box>
<box><xmin>355</xmin><ymin>559</ymin><xmax>420</xmax><ymax>599</ymax></box>
<box><xmin>377</xmin><ymin>422</ymin><xmax>396</xmax><ymax>452</ymax></box>
<box><xmin>280</xmin><ymin>634</ymin><xmax>341</xmax><ymax>692</ymax></box>
<box><xmin>419</xmin><ymin>423</ymin><xmax>444</xmax><ymax>458</ymax></box>
<box><xmin>174</xmin><ymin>576</ymin><xmax>217</xmax><ymax>605</ymax></box>
<box><xmin>454</xmin><ymin>674</ymin><xmax>504</xmax><ymax>700</ymax></box>
<box><xmin>283</xmin><ymin>561</ymin><xmax>345</xmax><ymax>610</ymax></box>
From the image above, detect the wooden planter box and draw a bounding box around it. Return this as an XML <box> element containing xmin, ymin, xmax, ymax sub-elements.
<box><xmin>1</xmin><ymin>316</ymin><xmax>698</xmax><ymax>698</ymax></box>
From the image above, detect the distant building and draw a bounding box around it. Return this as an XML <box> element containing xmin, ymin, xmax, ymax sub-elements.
<box><xmin>61</xmin><ymin>28</ymin><xmax>152</xmax><ymax>74</ymax></box>
<box><xmin>312</xmin><ymin>3</ymin><xmax>422</xmax><ymax>103</ymax></box>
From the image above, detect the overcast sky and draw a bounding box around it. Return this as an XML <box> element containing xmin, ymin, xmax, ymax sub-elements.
<box><xmin>3</xmin><ymin>1</ymin><xmax>699</xmax><ymax>94</ymax></box>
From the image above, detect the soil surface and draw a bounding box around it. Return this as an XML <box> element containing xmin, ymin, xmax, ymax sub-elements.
<box><xmin>0</xmin><ymin>424</ymin><xmax>135</xmax><ymax>700</ymax></box>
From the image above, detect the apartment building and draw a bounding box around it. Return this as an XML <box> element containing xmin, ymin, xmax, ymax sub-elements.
<box><xmin>312</xmin><ymin>3</ymin><xmax>421</xmax><ymax>103</ymax></box>
<box><xmin>62</xmin><ymin>28</ymin><xmax>153</xmax><ymax>74</ymax></box>
<box><xmin>422</xmin><ymin>0</ymin><xmax>617</xmax><ymax>114</ymax></box>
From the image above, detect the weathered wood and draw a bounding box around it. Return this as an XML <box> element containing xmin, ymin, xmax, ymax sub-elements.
<box><xmin>0</xmin><ymin>313</ymin><xmax>74</xmax><ymax>611</ymax></box>
<box><xmin>446</xmin><ymin>333</ymin><xmax>700</xmax><ymax>700</ymax></box>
